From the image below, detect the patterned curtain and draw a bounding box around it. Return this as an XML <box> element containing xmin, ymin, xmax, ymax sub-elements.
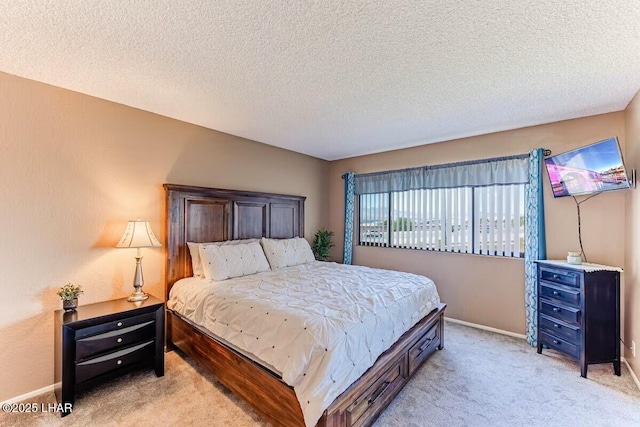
<box><xmin>524</xmin><ymin>148</ymin><xmax>547</xmax><ymax>346</ymax></box>
<box><xmin>343</xmin><ymin>173</ymin><xmax>355</xmax><ymax>265</ymax></box>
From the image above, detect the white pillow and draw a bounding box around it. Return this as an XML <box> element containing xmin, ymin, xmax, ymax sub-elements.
<box><xmin>199</xmin><ymin>241</ymin><xmax>270</xmax><ymax>281</ymax></box>
<box><xmin>260</xmin><ymin>237</ymin><xmax>315</xmax><ymax>270</ymax></box>
<box><xmin>187</xmin><ymin>239</ymin><xmax>259</xmax><ymax>277</ymax></box>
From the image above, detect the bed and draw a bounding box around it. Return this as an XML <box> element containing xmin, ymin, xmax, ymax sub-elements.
<box><xmin>164</xmin><ymin>184</ymin><xmax>446</xmax><ymax>427</ymax></box>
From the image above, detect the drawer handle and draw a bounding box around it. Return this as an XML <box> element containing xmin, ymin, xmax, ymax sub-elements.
<box><xmin>553</xmin><ymin>324</ymin><xmax>561</xmax><ymax>329</ymax></box>
<box><xmin>552</xmin><ymin>274</ymin><xmax>560</xmax><ymax>279</ymax></box>
<box><xmin>552</xmin><ymin>291</ymin><xmax>560</xmax><ymax>296</ymax></box>
<box><xmin>117</xmin><ymin>338</ymin><xmax>123</xmax><ymax>343</ymax></box>
<box><xmin>552</xmin><ymin>307</ymin><xmax>561</xmax><ymax>313</ymax></box>
<box><xmin>553</xmin><ymin>340</ymin><xmax>560</xmax><ymax>345</ymax></box>
<box><xmin>368</xmin><ymin>381</ymin><xmax>391</xmax><ymax>405</ymax></box>
<box><xmin>117</xmin><ymin>322</ymin><xmax>123</xmax><ymax>327</ymax></box>
<box><xmin>419</xmin><ymin>338</ymin><xmax>433</xmax><ymax>352</ymax></box>
<box><xmin>117</xmin><ymin>360</ymin><xmax>122</xmax><ymax>365</ymax></box>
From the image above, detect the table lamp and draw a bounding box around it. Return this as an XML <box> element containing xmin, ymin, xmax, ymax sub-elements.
<box><xmin>116</xmin><ymin>219</ymin><xmax>162</xmax><ymax>302</ymax></box>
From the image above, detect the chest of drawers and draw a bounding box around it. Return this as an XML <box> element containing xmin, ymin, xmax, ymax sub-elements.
<box><xmin>54</xmin><ymin>295</ymin><xmax>164</xmax><ymax>416</ymax></box>
<box><xmin>535</xmin><ymin>261</ymin><xmax>620</xmax><ymax>378</ymax></box>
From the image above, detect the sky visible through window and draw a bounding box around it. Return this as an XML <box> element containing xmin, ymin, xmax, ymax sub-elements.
<box><xmin>360</xmin><ymin>188</ymin><xmax>525</xmax><ymax>222</ymax></box>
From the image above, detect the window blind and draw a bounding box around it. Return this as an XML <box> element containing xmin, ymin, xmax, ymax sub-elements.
<box><xmin>356</xmin><ymin>154</ymin><xmax>529</xmax><ymax>258</ymax></box>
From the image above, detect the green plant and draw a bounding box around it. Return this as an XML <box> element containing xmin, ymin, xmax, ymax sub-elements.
<box><xmin>393</xmin><ymin>217</ymin><xmax>414</xmax><ymax>231</ymax></box>
<box><xmin>56</xmin><ymin>283</ymin><xmax>83</xmax><ymax>301</ymax></box>
<box><xmin>383</xmin><ymin>217</ymin><xmax>414</xmax><ymax>231</ymax></box>
<box><xmin>312</xmin><ymin>229</ymin><xmax>334</xmax><ymax>261</ymax></box>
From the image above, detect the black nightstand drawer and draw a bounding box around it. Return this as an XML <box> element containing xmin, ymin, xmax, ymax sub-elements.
<box><xmin>539</xmin><ymin>314</ymin><xmax>580</xmax><ymax>344</ymax></box>
<box><xmin>55</xmin><ymin>296</ymin><xmax>164</xmax><ymax>416</ymax></box>
<box><xmin>76</xmin><ymin>320</ymin><xmax>155</xmax><ymax>361</ymax></box>
<box><xmin>75</xmin><ymin>312</ymin><xmax>155</xmax><ymax>340</ymax></box>
<box><xmin>76</xmin><ymin>340</ymin><xmax>155</xmax><ymax>384</ymax></box>
<box><xmin>540</xmin><ymin>331</ymin><xmax>580</xmax><ymax>360</ymax></box>
<box><xmin>540</xmin><ymin>300</ymin><xmax>580</xmax><ymax>325</ymax></box>
<box><xmin>540</xmin><ymin>268</ymin><xmax>579</xmax><ymax>288</ymax></box>
<box><xmin>539</xmin><ymin>283</ymin><xmax>580</xmax><ymax>308</ymax></box>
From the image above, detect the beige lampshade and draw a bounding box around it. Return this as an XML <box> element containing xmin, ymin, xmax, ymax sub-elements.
<box><xmin>116</xmin><ymin>220</ymin><xmax>162</xmax><ymax>248</ymax></box>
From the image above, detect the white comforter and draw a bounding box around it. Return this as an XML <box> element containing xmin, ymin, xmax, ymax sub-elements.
<box><xmin>168</xmin><ymin>261</ymin><xmax>440</xmax><ymax>427</ymax></box>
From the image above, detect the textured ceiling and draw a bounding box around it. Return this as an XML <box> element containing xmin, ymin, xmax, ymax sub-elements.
<box><xmin>1</xmin><ymin>1</ymin><xmax>639</xmax><ymax>160</ymax></box>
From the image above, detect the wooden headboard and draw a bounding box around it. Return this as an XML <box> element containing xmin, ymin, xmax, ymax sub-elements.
<box><xmin>164</xmin><ymin>184</ymin><xmax>306</xmax><ymax>300</ymax></box>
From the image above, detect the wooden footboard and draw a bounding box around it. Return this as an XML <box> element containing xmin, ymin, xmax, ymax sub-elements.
<box><xmin>168</xmin><ymin>303</ymin><xmax>446</xmax><ymax>427</ymax></box>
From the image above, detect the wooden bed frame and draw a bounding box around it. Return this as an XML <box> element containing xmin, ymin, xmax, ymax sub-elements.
<box><xmin>164</xmin><ymin>184</ymin><xmax>446</xmax><ymax>427</ymax></box>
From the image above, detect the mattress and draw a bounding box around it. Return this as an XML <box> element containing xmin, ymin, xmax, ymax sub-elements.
<box><xmin>168</xmin><ymin>261</ymin><xmax>440</xmax><ymax>427</ymax></box>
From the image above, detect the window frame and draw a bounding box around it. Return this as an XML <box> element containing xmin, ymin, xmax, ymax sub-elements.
<box><xmin>357</xmin><ymin>185</ymin><xmax>525</xmax><ymax>258</ymax></box>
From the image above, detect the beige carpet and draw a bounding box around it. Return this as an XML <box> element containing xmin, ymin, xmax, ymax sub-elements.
<box><xmin>3</xmin><ymin>322</ymin><xmax>640</xmax><ymax>427</ymax></box>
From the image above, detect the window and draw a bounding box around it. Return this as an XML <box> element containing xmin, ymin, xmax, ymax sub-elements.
<box><xmin>358</xmin><ymin>184</ymin><xmax>525</xmax><ymax>257</ymax></box>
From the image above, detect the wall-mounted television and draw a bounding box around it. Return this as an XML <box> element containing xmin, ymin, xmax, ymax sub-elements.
<box><xmin>544</xmin><ymin>137</ymin><xmax>631</xmax><ymax>198</ymax></box>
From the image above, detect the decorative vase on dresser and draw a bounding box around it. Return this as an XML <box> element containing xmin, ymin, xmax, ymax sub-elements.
<box><xmin>535</xmin><ymin>260</ymin><xmax>621</xmax><ymax>378</ymax></box>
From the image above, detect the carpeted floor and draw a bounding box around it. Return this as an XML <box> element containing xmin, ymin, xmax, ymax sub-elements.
<box><xmin>3</xmin><ymin>322</ymin><xmax>640</xmax><ymax>427</ymax></box>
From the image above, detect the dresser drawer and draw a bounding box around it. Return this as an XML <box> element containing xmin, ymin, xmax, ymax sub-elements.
<box><xmin>536</xmin><ymin>263</ymin><xmax>621</xmax><ymax>379</ymax></box>
<box><xmin>540</xmin><ymin>268</ymin><xmax>579</xmax><ymax>288</ymax></box>
<box><xmin>76</xmin><ymin>320</ymin><xmax>155</xmax><ymax>361</ymax></box>
<box><xmin>76</xmin><ymin>312</ymin><xmax>155</xmax><ymax>340</ymax></box>
<box><xmin>540</xmin><ymin>300</ymin><xmax>581</xmax><ymax>325</ymax></box>
<box><xmin>539</xmin><ymin>314</ymin><xmax>580</xmax><ymax>344</ymax></box>
<box><xmin>540</xmin><ymin>283</ymin><xmax>580</xmax><ymax>308</ymax></box>
<box><xmin>408</xmin><ymin>322</ymin><xmax>439</xmax><ymax>375</ymax></box>
<box><xmin>540</xmin><ymin>331</ymin><xmax>580</xmax><ymax>360</ymax></box>
<box><xmin>346</xmin><ymin>357</ymin><xmax>405</xmax><ymax>427</ymax></box>
<box><xmin>75</xmin><ymin>340</ymin><xmax>155</xmax><ymax>384</ymax></box>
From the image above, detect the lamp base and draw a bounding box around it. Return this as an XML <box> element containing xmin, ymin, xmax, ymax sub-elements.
<box><xmin>128</xmin><ymin>254</ymin><xmax>149</xmax><ymax>302</ymax></box>
<box><xmin>127</xmin><ymin>290</ymin><xmax>149</xmax><ymax>302</ymax></box>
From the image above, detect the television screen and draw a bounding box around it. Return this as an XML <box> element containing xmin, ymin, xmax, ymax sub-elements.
<box><xmin>544</xmin><ymin>137</ymin><xmax>630</xmax><ymax>198</ymax></box>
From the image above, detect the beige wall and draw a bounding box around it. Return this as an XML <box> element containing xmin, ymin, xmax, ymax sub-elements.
<box><xmin>1</xmin><ymin>67</ymin><xmax>635</xmax><ymax>401</ymax></box>
<box><xmin>0</xmin><ymin>71</ymin><xmax>329</xmax><ymax>401</ymax></box>
<box><xmin>624</xmin><ymin>90</ymin><xmax>640</xmax><ymax>381</ymax></box>
<box><xmin>329</xmin><ymin>113</ymin><xmax>627</xmax><ymax>335</ymax></box>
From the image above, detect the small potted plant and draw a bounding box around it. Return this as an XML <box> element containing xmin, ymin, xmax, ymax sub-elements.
<box><xmin>312</xmin><ymin>229</ymin><xmax>334</xmax><ymax>261</ymax></box>
<box><xmin>57</xmin><ymin>283</ymin><xmax>83</xmax><ymax>311</ymax></box>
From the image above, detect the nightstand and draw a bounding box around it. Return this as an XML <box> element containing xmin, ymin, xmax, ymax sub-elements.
<box><xmin>54</xmin><ymin>295</ymin><xmax>164</xmax><ymax>416</ymax></box>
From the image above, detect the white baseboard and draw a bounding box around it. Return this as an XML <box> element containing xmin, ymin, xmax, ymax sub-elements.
<box><xmin>444</xmin><ymin>316</ymin><xmax>527</xmax><ymax>340</ymax></box>
<box><xmin>0</xmin><ymin>383</ymin><xmax>55</xmax><ymax>405</ymax></box>
<box><xmin>623</xmin><ymin>358</ymin><xmax>640</xmax><ymax>392</ymax></box>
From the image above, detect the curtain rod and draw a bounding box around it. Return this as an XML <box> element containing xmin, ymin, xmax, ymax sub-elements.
<box><xmin>352</xmin><ymin>153</ymin><xmax>529</xmax><ymax>179</ymax></box>
<box><xmin>341</xmin><ymin>149</ymin><xmax>550</xmax><ymax>179</ymax></box>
